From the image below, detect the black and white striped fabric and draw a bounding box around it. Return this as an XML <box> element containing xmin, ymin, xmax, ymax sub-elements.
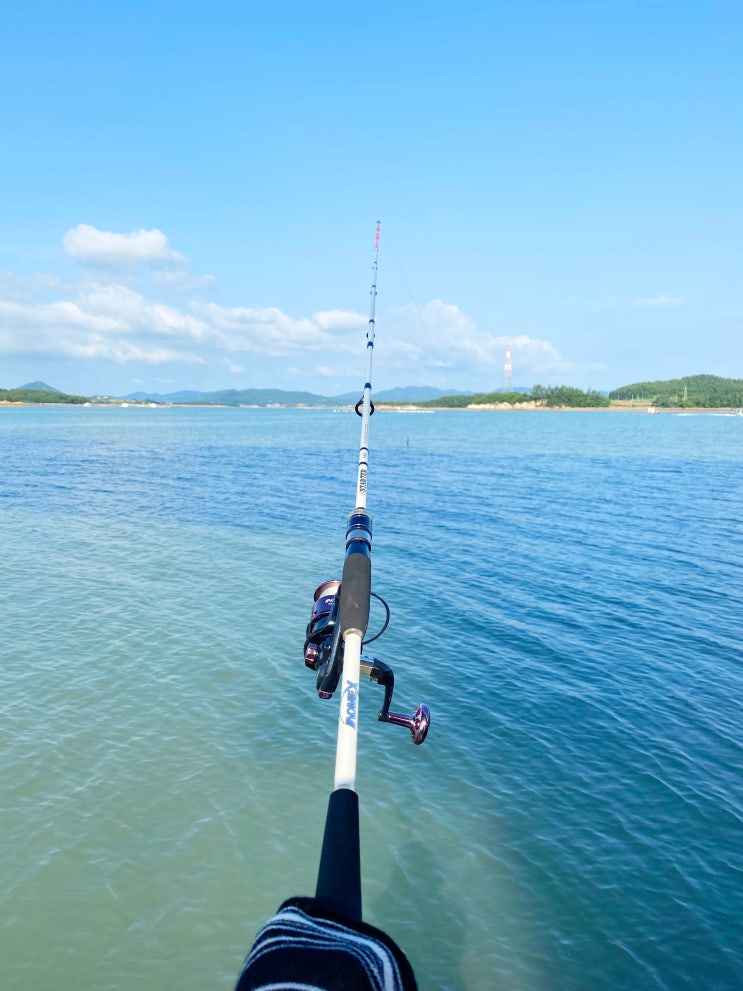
<box><xmin>235</xmin><ymin>897</ymin><xmax>418</xmax><ymax>991</ymax></box>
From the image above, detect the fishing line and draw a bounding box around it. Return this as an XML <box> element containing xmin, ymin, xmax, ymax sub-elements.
<box><xmin>381</xmin><ymin>234</ymin><xmax>427</xmax><ymax>347</ymax></box>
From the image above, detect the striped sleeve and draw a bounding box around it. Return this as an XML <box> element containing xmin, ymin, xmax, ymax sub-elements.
<box><xmin>235</xmin><ymin>897</ymin><xmax>418</xmax><ymax>991</ymax></box>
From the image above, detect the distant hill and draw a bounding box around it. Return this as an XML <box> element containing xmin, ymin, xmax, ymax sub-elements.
<box><xmin>2</xmin><ymin>385</ymin><xmax>87</xmax><ymax>404</ymax></box>
<box><xmin>126</xmin><ymin>389</ymin><xmax>226</xmax><ymax>403</ymax></box>
<box><xmin>125</xmin><ymin>387</ymin><xmax>332</xmax><ymax>406</ymax></box>
<box><xmin>23</xmin><ymin>377</ymin><xmax>740</xmax><ymax>409</ymax></box>
<box><xmin>19</xmin><ymin>380</ymin><xmax>62</xmax><ymax>393</ymax></box>
<box><xmin>610</xmin><ymin>374</ymin><xmax>743</xmax><ymax>407</ymax></box>
<box><xmin>124</xmin><ymin>385</ymin><xmax>472</xmax><ymax>405</ymax></box>
<box><xmin>204</xmin><ymin>388</ymin><xmax>329</xmax><ymax>406</ymax></box>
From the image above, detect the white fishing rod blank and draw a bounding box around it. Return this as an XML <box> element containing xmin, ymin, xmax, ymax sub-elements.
<box><xmin>334</xmin><ymin>220</ymin><xmax>379</xmax><ymax>790</ymax></box>
<box><xmin>306</xmin><ymin>221</ymin><xmax>429</xmax><ymax>921</ymax></box>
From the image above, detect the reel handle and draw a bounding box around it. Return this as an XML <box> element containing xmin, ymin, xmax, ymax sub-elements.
<box><xmin>360</xmin><ymin>655</ymin><xmax>430</xmax><ymax>745</ymax></box>
<box><xmin>383</xmin><ymin>704</ymin><xmax>431</xmax><ymax>746</ymax></box>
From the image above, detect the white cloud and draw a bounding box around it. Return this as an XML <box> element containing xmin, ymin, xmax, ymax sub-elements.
<box><xmin>380</xmin><ymin>300</ymin><xmax>572</xmax><ymax>383</ymax></box>
<box><xmin>0</xmin><ymin>298</ymin><xmax>124</xmax><ymax>333</ymax></box>
<box><xmin>313</xmin><ymin>310</ymin><xmax>367</xmax><ymax>333</ymax></box>
<box><xmin>0</xmin><ymin>274</ymin><xmax>573</xmax><ymax>386</ymax></box>
<box><xmin>0</xmin><ymin>271</ymin><xmax>365</xmax><ymax>371</ymax></box>
<box><xmin>2</xmin><ymin>227</ymin><xmax>577</xmax><ymax>389</ymax></box>
<box><xmin>0</xmin><ymin>280</ymin><xmax>209</xmax><ymax>366</ymax></box>
<box><xmin>510</xmin><ymin>334</ymin><xmax>574</xmax><ymax>377</ymax></box>
<box><xmin>68</xmin><ymin>338</ymin><xmax>205</xmax><ymax>365</ymax></box>
<box><xmin>63</xmin><ymin>224</ymin><xmax>187</xmax><ymax>266</ymax></box>
<box><xmin>191</xmin><ymin>302</ymin><xmax>365</xmax><ymax>356</ymax></box>
<box><xmin>77</xmin><ymin>284</ymin><xmax>212</xmax><ymax>340</ymax></box>
<box><xmin>0</xmin><ymin>296</ymin><xmax>204</xmax><ymax>365</ymax></box>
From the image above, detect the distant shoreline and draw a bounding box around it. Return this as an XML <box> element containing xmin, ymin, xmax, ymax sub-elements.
<box><xmin>2</xmin><ymin>399</ymin><xmax>741</xmax><ymax>415</ymax></box>
<box><xmin>382</xmin><ymin>403</ymin><xmax>741</xmax><ymax>414</ymax></box>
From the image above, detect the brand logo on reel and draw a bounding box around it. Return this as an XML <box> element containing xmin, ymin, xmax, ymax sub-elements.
<box><xmin>342</xmin><ymin>680</ymin><xmax>359</xmax><ymax>729</ymax></box>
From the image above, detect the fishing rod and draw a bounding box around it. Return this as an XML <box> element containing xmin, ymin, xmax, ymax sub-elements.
<box><xmin>303</xmin><ymin>221</ymin><xmax>430</xmax><ymax>923</ymax></box>
<box><xmin>234</xmin><ymin>224</ymin><xmax>427</xmax><ymax>990</ymax></box>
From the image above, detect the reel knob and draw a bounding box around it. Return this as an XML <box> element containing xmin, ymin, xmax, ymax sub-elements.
<box><xmin>385</xmin><ymin>704</ymin><xmax>430</xmax><ymax>745</ymax></box>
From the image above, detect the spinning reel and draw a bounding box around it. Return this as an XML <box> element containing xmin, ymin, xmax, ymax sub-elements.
<box><xmin>304</xmin><ymin>580</ymin><xmax>430</xmax><ymax>745</ymax></box>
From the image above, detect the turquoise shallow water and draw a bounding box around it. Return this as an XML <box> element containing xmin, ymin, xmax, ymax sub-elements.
<box><xmin>1</xmin><ymin>406</ymin><xmax>742</xmax><ymax>990</ymax></box>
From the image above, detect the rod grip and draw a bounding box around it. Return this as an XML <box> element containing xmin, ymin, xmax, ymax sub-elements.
<box><xmin>315</xmin><ymin>788</ymin><xmax>362</xmax><ymax>922</ymax></box>
<box><xmin>339</xmin><ymin>551</ymin><xmax>371</xmax><ymax>638</ymax></box>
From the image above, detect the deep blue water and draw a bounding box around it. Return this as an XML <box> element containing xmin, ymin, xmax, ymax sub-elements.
<box><xmin>1</xmin><ymin>405</ymin><xmax>742</xmax><ymax>990</ymax></box>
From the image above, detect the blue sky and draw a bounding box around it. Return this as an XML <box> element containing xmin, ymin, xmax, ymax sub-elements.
<box><xmin>1</xmin><ymin>0</ymin><xmax>741</xmax><ymax>397</ymax></box>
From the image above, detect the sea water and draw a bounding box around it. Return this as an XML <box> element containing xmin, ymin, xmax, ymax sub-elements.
<box><xmin>1</xmin><ymin>406</ymin><xmax>741</xmax><ymax>990</ymax></box>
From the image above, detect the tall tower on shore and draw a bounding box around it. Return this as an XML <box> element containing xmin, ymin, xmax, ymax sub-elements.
<box><xmin>503</xmin><ymin>343</ymin><xmax>512</xmax><ymax>393</ymax></box>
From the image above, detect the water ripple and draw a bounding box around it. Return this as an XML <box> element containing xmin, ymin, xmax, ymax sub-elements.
<box><xmin>2</xmin><ymin>407</ymin><xmax>742</xmax><ymax>990</ymax></box>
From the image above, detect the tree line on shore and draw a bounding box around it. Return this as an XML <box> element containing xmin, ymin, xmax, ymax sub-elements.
<box><xmin>3</xmin><ymin>374</ymin><xmax>742</xmax><ymax>409</ymax></box>
<box><xmin>609</xmin><ymin>374</ymin><xmax>743</xmax><ymax>408</ymax></box>
<box><xmin>415</xmin><ymin>385</ymin><xmax>610</xmax><ymax>408</ymax></box>
<box><xmin>0</xmin><ymin>387</ymin><xmax>87</xmax><ymax>404</ymax></box>
<box><xmin>415</xmin><ymin>375</ymin><xmax>742</xmax><ymax>409</ymax></box>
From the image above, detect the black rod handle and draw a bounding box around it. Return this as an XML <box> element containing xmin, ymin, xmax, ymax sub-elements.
<box><xmin>315</xmin><ymin>788</ymin><xmax>362</xmax><ymax>922</ymax></box>
<box><xmin>338</xmin><ymin>510</ymin><xmax>372</xmax><ymax>638</ymax></box>
<box><xmin>339</xmin><ymin>551</ymin><xmax>371</xmax><ymax>637</ymax></box>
